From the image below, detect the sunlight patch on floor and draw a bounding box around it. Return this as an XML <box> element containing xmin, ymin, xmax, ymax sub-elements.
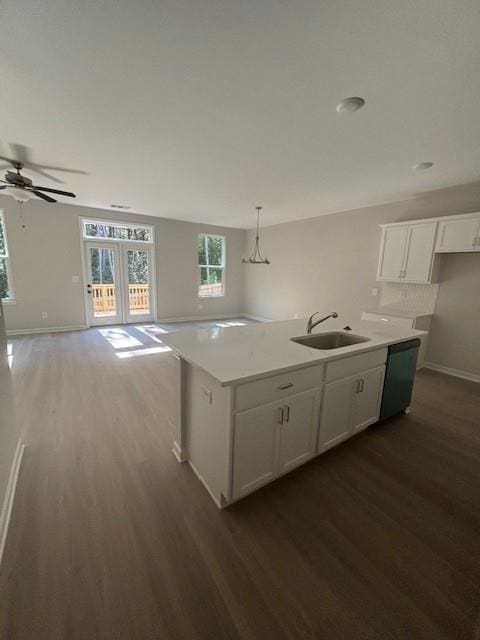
<box><xmin>135</xmin><ymin>325</ymin><xmax>168</xmax><ymax>342</ymax></box>
<box><xmin>98</xmin><ymin>328</ymin><xmax>142</xmax><ymax>349</ymax></box>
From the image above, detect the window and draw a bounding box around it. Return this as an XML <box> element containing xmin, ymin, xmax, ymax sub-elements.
<box><xmin>82</xmin><ymin>219</ymin><xmax>153</xmax><ymax>243</ymax></box>
<box><xmin>0</xmin><ymin>212</ymin><xmax>14</xmax><ymax>302</ymax></box>
<box><xmin>198</xmin><ymin>234</ymin><xmax>225</xmax><ymax>297</ymax></box>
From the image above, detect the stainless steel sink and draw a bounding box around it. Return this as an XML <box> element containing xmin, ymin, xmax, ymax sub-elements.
<box><xmin>291</xmin><ymin>331</ymin><xmax>370</xmax><ymax>350</ymax></box>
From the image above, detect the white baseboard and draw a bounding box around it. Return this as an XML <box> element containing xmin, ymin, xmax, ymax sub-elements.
<box><xmin>7</xmin><ymin>324</ymin><xmax>88</xmax><ymax>336</ymax></box>
<box><xmin>0</xmin><ymin>439</ymin><xmax>25</xmax><ymax>566</ymax></box>
<box><xmin>423</xmin><ymin>361</ymin><xmax>480</xmax><ymax>384</ymax></box>
<box><xmin>172</xmin><ymin>440</ymin><xmax>187</xmax><ymax>463</ymax></box>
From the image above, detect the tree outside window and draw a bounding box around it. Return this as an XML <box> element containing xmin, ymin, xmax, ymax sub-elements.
<box><xmin>198</xmin><ymin>234</ymin><xmax>225</xmax><ymax>297</ymax></box>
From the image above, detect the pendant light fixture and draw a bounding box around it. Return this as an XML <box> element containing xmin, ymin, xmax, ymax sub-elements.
<box><xmin>242</xmin><ymin>206</ymin><xmax>270</xmax><ymax>264</ymax></box>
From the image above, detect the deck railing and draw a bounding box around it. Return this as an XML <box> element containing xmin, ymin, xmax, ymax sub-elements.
<box><xmin>199</xmin><ymin>282</ymin><xmax>223</xmax><ymax>297</ymax></box>
<box><xmin>92</xmin><ymin>284</ymin><xmax>149</xmax><ymax>314</ymax></box>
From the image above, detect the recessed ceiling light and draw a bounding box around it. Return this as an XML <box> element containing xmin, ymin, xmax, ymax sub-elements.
<box><xmin>110</xmin><ymin>204</ymin><xmax>131</xmax><ymax>209</ymax></box>
<box><xmin>336</xmin><ymin>97</ymin><xmax>366</xmax><ymax>114</ymax></box>
<box><xmin>412</xmin><ymin>162</ymin><xmax>434</xmax><ymax>171</ymax></box>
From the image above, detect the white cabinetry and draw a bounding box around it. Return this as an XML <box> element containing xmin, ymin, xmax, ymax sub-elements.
<box><xmin>278</xmin><ymin>389</ymin><xmax>320</xmax><ymax>473</ymax></box>
<box><xmin>318</xmin><ymin>366</ymin><xmax>385</xmax><ymax>452</ymax></box>
<box><xmin>377</xmin><ymin>226</ymin><xmax>409</xmax><ymax>282</ymax></box>
<box><xmin>377</xmin><ymin>222</ymin><xmax>437</xmax><ymax>283</ymax></box>
<box><xmin>436</xmin><ymin>215</ymin><xmax>480</xmax><ymax>253</ymax></box>
<box><xmin>232</xmin><ymin>388</ymin><xmax>320</xmax><ymax>500</ymax></box>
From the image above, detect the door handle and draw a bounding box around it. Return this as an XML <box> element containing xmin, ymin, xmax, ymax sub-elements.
<box><xmin>283</xmin><ymin>405</ymin><xmax>290</xmax><ymax>423</ymax></box>
<box><xmin>277</xmin><ymin>407</ymin><xmax>284</xmax><ymax>424</ymax></box>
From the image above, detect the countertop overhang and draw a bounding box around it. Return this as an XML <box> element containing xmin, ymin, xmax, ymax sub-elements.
<box><xmin>161</xmin><ymin>318</ymin><xmax>427</xmax><ymax>386</ymax></box>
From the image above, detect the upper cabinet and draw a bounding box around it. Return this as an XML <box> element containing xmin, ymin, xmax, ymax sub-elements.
<box><xmin>376</xmin><ymin>212</ymin><xmax>480</xmax><ymax>283</ymax></box>
<box><xmin>377</xmin><ymin>221</ymin><xmax>437</xmax><ymax>283</ymax></box>
<box><xmin>435</xmin><ymin>215</ymin><xmax>480</xmax><ymax>253</ymax></box>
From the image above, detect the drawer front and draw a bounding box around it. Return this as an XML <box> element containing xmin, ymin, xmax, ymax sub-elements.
<box><xmin>361</xmin><ymin>312</ymin><xmax>415</xmax><ymax>329</ymax></box>
<box><xmin>325</xmin><ymin>348</ymin><xmax>387</xmax><ymax>383</ymax></box>
<box><xmin>235</xmin><ymin>364</ymin><xmax>324</xmax><ymax>412</ymax></box>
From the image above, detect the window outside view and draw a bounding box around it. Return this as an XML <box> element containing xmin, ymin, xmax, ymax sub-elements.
<box><xmin>198</xmin><ymin>234</ymin><xmax>225</xmax><ymax>297</ymax></box>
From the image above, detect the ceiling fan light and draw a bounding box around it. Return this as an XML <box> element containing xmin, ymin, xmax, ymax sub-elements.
<box><xmin>8</xmin><ymin>186</ymin><xmax>32</xmax><ymax>202</ymax></box>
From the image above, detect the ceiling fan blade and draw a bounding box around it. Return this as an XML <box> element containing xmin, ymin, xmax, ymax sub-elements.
<box><xmin>32</xmin><ymin>185</ymin><xmax>76</xmax><ymax>197</ymax></box>
<box><xmin>0</xmin><ymin>154</ymin><xmax>64</xmax><ymax>184</ymax></box>
<box><xmin>22</xmin><ymin>166</ymin><xmax>64</xmax><ymax>184</ymax></box>
<box><xmin>32</xmin><ymin>165</ymin><xmax>88</xmax><ymax>175</ymax></box>
<box><xmin>32</xmin><ymin>190</ymin><xmax>57</xmax><ymax>203</ymax></box>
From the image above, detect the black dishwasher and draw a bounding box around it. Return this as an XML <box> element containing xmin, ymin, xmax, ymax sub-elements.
<box><xmin>380</xmin><ymin>339</ymin><xmax>421</xmax><ymax>420</ymax></box>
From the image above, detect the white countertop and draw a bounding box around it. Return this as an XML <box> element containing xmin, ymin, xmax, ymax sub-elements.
<box><xmin>363</xmin><ymin>303</ymin><xmax>433</xmax><ymax>319</ymax></box>
<box><xmin>161</xmin><ymin>318</ymin><xmax>427</xmax><ymax>386</ymax></box>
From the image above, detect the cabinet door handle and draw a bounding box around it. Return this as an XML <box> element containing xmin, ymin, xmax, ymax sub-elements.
<box><xmin>284</xmin><ymin>405</ymin><xmax>290</xmax><ymax>423</ymax></box>
<box><xmin>278</xmin><ymin>382</ymin><xmax>294</xmax><ymax>390</ymax></box>
<box><xmin>359</xmin><ymin>379</ymin><xmax>365</xmax><ymax>393</ymax></box>
<box><xmin>354</xmin><ymin>380</ymin><xmax>360</xmax><ymax>394</ymax></box>
<box><xmin>277</xmin><ymin>407</ymin><xmax>284</xmax><ymax>424</ymax></box>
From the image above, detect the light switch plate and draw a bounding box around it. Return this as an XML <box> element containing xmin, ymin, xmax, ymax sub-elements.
<box><xmin>71</xmin><ymin>275</ymin><xmax>80</xmax><ymax>283</ymax></box>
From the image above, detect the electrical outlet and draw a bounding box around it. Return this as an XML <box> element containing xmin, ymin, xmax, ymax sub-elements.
<box><xmin>401</xmin><ymin>288</ymin><xmax>408</xmax><ymax>298</ymax></box>
<box><xmin>293</xmin><ymin>313</ymin><xmax>299</xmax><ymax>319</ymax></box>
<box><xmin>198</xmin><ymin>303</ymin><xmax>203</xmax><ymax>311</ymax></box>
<box><xmin>371</xmin><ymin>288</ymin><xmax>379</xmax><ymax>297</ymax></box>
<box><xmin>41</xmin><ymin>311</ymin><xmax>48</xmax><ymax>319</ymax></box>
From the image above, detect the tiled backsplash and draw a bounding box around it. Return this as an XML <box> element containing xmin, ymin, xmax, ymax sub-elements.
<box><xmin>380</xmin><ymin>282</ymin><xmax>439</xmax><ymax>313</ymax></box>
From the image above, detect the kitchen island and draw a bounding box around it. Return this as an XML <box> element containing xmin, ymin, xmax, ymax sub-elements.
<box><xmin>162</xmin><ymin>318</ymin><xmax>426</xmax><ymax>507</ymax></box>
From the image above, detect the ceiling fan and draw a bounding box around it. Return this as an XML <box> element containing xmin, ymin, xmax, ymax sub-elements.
<box><xmin>0</xmin><ymin>161</ymin><xmax>76</xmax><ymax>203</ymax></box>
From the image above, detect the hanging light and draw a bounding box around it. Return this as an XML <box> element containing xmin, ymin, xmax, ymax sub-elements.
<box><xmin>242</xmin><ymin>206</ymin><xmax>270</xmax><ymax>264</ymax></box>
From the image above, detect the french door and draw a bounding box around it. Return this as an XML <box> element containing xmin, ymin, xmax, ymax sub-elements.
<box><xmin>85</xmin><ymin>242</ymin><xmax>155</xmax><ymax>326</ymax></box>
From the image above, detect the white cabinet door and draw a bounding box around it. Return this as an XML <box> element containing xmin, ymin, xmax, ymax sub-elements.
<box><xmin>232</xmin><ymin>401</ymin><xmax>281</xmax><ymax>499</ymax></box>
<box><xmin>351</xmin><ymin>366</ymin><xmax>385</xmax><ymax>434</ymax></box>
<box><xmin>318</xmin><ymin>377</ymin><xmax>355</xmax><ymax>452</ymax></box>
<box><xmin>377</xmin><ymin>226</ymin><xmax>409</xmax><ymax>281</ymax></box>
<box><xmin>278</xmin><ymin>389</ymin><xmax>320</xmax><ymax>473</ymax></box>
<box><xmin>402</xmin><ymin>222</ymin><xmax>437</xmax><ymax>282</ymax></box>
<box><xmin>436</xmin><ymin>216</ymin><xmax>480</xmax><ymax>253</ymax></box>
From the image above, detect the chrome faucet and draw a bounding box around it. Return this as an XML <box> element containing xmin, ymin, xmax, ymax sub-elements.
<box><xmin>306</xmin><ymin>311</ymin><xmax>338</xmax><ymax>334</ymax></box>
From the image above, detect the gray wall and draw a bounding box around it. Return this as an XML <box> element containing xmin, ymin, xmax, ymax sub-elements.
<box><xmin>427</xmin><ymin>253</ymin><xmax>480</xmax><ymax>375</ymax></box>
<box><xmin>244</xmin><ymin>182</ymin><xmax>480</xmax><ymax>377</ymax></box>
<box><xmin>0</xmin><ymin>299</ymin><xmax>21</xmax><ymax>526</ymax></box>
<box><xmin>1</xmin><ymin>197</ymin><xmax>246</xmax><ymax>332</ymax></box>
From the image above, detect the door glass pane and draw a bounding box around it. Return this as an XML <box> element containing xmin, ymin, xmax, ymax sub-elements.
<box><xmin>127</xmin><ymin>250</ymin><xmax>150</xmax><ymax>315</ymax></box>
<box><xmin>90</xmin><ymin>248</ymin><xmax>117</xmax><ymax>318</ymax></box>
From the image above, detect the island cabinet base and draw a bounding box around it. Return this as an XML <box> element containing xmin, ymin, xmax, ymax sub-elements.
<box><xmin>176</xmin><ymin>348</ymin><xmax>388</xmax><ymax>508</ymax></box>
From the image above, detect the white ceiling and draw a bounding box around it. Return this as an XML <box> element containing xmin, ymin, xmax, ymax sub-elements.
<box><xmin>1</xmin><ymin>0</ymin><xmax>479</xmax><ymax>228</ymax></box>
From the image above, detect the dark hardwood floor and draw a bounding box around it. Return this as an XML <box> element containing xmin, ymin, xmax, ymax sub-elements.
<box><xmin>0</xmin><ymin>325</ymin><xmax>479</xmax><ymax>639</ymax></box>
